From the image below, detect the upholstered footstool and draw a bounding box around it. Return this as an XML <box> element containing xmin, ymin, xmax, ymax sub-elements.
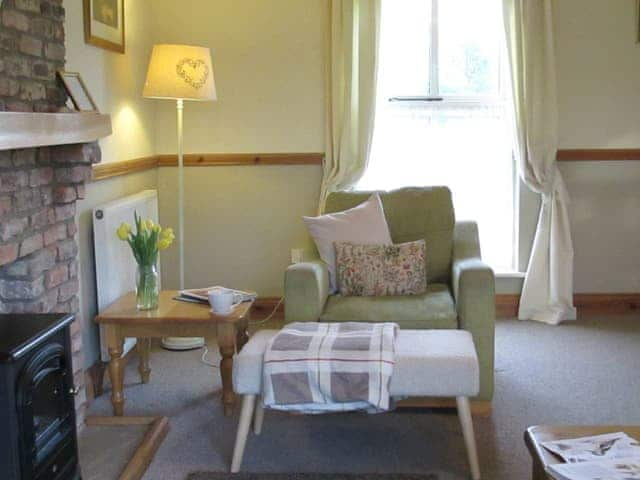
<box><xmin>231</xmin><ymin>329</ymin><xmax>481</xmax><ymax>479</ymax></box>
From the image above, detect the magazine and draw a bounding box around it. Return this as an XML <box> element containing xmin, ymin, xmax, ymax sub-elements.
<box><xmin>542</xmin><ymin>432</ymin><xmax>640</xmax><ymax>463</ymax></box>
<box><xmin>548</xmin><ymin>457</ymin><xmax>640</xmax><ymax>480</ymax></box>
<box><xmin>177</xmin><ymin>286</ymin><xmax>257</xmax><ymax>304</ymax></box>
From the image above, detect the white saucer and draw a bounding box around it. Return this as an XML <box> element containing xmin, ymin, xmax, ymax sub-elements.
<box><xmin>210</xmin><ymin>308</ymin><xmax>233</xmax><ymax>315</ymax></box>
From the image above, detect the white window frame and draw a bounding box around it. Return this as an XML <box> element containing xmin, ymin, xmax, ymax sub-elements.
<box><xmin>388</xmin><ymin>0</ymin><xmax>505</xmax><ymax>107</ymax></box>
<box><xmin>380</xmin><ymin>0</ymin><xmax>520</xmax><ymax>272</ymax></box>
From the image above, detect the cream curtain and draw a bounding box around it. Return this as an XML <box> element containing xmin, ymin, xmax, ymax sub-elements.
<box><xmin>502</xmin><ymin>0</ymin><xmax>576</xmax><ymax>324</ymax></box>
<box><xmin>319</xmin><ymin>0</ymin><xmax>381</xmax><ymax>211</ymax></box>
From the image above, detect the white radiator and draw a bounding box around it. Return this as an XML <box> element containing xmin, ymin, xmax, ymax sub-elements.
<box><xmin>93</xmin><ymin>190</ymin><xmax>160</xmax><ymax>362</ymax></box>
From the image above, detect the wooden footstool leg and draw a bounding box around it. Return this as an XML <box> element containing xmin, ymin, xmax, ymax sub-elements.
<box><xmin>231</xmin><ymin>395</ymin><xmax>256</xmax><ymax>473</ymax></box>
<box><xmin>457</xmin><ymin>396</ymin><xmax>481</xmax><ymax>480</ymax></box>
<box><xmin>253</xmin><ymin>397</ymin><xmax>265</xmax><ymax>435</ymax></box>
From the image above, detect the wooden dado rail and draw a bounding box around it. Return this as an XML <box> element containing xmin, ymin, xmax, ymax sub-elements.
<box><xmin>92</xmin><ymin>148</ymin><xmax>640</xmax><ymax>182</ymax></box>
<box><xmin>92</xmin><ymin>153</ymin><xmax>324</xmax><ymax>181</ymax></box>
<box><xmin>556</xmin><ymin>149</ymin><xmax>640</xmax><ymax>161</ymax></box>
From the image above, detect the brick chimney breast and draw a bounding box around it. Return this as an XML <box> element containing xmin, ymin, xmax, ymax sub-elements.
<box><xmin>1</xmin><ymin>0</ymin><xmax>102</xmax><ymax>427</ymax></box>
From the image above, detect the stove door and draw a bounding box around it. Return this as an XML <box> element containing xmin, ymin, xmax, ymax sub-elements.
<box><xmin>17</xmin><ymin>341</ymin><xmax>77</xmax><ymax>479</ymax></box>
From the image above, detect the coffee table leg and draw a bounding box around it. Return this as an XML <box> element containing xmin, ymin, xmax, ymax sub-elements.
<box><xmin>137</xmin><ymin>337</ymin><xmax>151</xmax><ymax>384</ymax></box>
<box><xmin>218</xmin><ymin>322</ymin><xmax>237</xmax><ymax>416</ymax></box>
<box><xmin>106</xmin><ymin>326</ymin><xmax>125</xmax><ymax>416</ymax></box>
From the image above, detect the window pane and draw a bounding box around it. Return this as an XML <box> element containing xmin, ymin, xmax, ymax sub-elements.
<box><xmin>364</xmin><ymin>0</ymin><xmax>515</xmax><ymax>271</ymax></box>
<box><xmin>377</xmin><ymin>0</ymin><xmax>431</xmax><ymax>98</ymax></box>
<box><xmin>359</xmin><ymin>103</ymin><xmax>515</xmax><ymax>271</ymax></box>
<box><xmin>438</xmin><ymin>0</ymin><xmax>503</xmax><ymax>96</ymax></box>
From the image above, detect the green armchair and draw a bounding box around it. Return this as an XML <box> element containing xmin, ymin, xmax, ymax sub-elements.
<box><xmin>284</xmin><ymin>187</ymin><xmax>495</xmax><ymax>402</ymax></box>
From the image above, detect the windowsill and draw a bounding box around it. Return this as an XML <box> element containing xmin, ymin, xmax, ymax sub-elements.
<box><xmin>494</xmin><ymin>271</ymin><xmax>526</xmax><ymax>279</ymax></box>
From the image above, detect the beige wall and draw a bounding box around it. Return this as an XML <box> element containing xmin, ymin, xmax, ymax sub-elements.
<box><xmin>150</xmin><ymin>0</ymin><xmax>325</xmax><ymax>153</ymax></box>
<box><xmin>554</xmin><ymin>0</ymin><xmax>640</xmax><ymax>293</ymax></box>
<box><xmin>64</xmin><ymin>0</ymin><xmax>155</xmax><ymax>164</ymax></box>
<box><xmin>64</xmin><ymin>0</ymin><xmax>640</xmax><ymax>363</ymax></box>
<box><xmin>151</xmin><ymin>0</ymin><xmax>326</xmax><ymax>295</ymax></box>
<box><xmin>64</xmin><ymin>0</ymin><xmax>158</xmax><ymax>367</ymax></box>
<box><xmin>158</xmin><ymin>166</ymin><xmax>321</xmax><ymax>295</ymax></box>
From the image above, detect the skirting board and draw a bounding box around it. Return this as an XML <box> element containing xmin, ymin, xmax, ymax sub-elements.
<box><xmin>494</xmin><ymin>293</ymin><xmax>640</xmax><ymax>318</ymax></box>
<box><xmin>252</xmin><ymin>293</ymin><xmax>640</xmax><ymax>321</ymax></box>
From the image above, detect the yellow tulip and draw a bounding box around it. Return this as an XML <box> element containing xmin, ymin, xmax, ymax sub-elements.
<box><xmin>161</xmin><ymin>227</ymin><xmax>174</xmax><ymax>240</ymax></box>
<box><xmin>157</xmin><ymin>238</ymin><xmax>172</xmax><ymax>250</ymax></box>
<box><xmin>144</xmin><ymin>219</ymin><xmax>155</xmax><ymax>231</ymax></box>
<box><xmin>116</xmin><ymin>223</ymin><xmax>131</xmax><ymax>241</ymax></box>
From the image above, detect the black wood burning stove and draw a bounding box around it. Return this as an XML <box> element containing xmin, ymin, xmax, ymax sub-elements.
<box><xmin>0</xmin><ymin>314</ymin><xmax>81</xmax><ymax>480</ymax></box>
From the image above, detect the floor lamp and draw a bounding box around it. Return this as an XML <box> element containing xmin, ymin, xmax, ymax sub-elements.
<box><xmin>143</xmin><ymin>44</ymin><xmax>217</xmax><ymax>350</ymax></box>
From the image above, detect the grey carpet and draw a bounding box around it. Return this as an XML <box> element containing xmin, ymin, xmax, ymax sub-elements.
<box><xmin>79</xmin><ymin>314</ymin><xmax>640</xmax><ymax>480</ymax></box>
<box><xmin>187</xmin><ymin>474</ymin><xmax>439</xmax><ymax>480</ymax></box>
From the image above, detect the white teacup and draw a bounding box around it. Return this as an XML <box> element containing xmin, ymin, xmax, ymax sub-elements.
<box><xmin>208</xmin><ymin>290</ymin><xmax>241</xmax><ymax>315</ymax></box>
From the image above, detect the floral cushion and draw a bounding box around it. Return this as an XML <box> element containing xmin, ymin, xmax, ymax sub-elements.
<box><xmin>335</xmin><ymin>240</ymin><xmax>427</xmax><ymax>296</ymax></box>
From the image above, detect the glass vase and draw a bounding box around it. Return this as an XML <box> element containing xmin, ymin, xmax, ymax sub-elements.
<box><xmin>136</xmin><ymin>263</ymin><xmax>159</xmax><ymax>310</ymax></box>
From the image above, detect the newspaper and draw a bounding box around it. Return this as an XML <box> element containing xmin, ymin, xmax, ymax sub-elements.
<box><xmin>548</xmin><ymin>457</ymin><xmax>640</xmax><ymax>480</ymax></box>
<box><xmin>542</xmin><ymin>432</ymin><xmax>640</xmax><ymax>463</ymax></box>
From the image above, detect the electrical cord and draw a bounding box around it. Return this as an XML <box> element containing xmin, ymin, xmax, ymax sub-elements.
<box><xmin>201</xmin><ymin>345</ymin><xmax>219</xmax><ymax>367</ymax></box>
<box><xmin>249</xmin><ymin>296</ymin><xmax>284</xmax><ymax>325</ymax></box>
<box><xmin>200</xmin><ymin>297</ymin><xmax>284</xmax><ymax>367</ymax></box>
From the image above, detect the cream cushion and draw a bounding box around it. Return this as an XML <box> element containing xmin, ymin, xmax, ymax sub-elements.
<box><xmin>303</xmin><ymin>193</ymin><xmax>392</xmax><ymax>292</ymax></box>
<box><xmin>233</xmin><ymin>329</ymin><xmax>480</xmax><ymax>398</ymax></box>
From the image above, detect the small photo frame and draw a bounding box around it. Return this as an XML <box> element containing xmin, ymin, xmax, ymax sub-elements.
<box><xmin>84</xmin><ymin>0</ymin><xmax>125</xmax><ymax>53</ymax></box>
<box><xmin>57</xmin><ymin>71</ymin><xmax>99</xmax><ymax>112</ymax></box>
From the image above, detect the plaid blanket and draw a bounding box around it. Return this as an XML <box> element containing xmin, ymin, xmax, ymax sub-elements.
<box><xmin>262</xmin><ymin>322</ymin><xmax>398</xmax><ymax>413</ymax></box>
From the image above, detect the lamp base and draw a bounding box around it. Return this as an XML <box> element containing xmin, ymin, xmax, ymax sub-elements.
<box><xmin>160</xmin><ymin>337</ymin><xmax>205</xmax><ymax>351</ymax></box>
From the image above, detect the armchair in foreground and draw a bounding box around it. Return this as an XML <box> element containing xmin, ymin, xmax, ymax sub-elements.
<box><xmin>284</xmin><ymin>187</ymin><xmax>496</xmax><ymax>404</ymax></box>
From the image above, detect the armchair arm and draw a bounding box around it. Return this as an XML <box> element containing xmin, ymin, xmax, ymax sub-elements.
<box><xmin>452</xmin><ymin>221</ymin><xmax>496</xmax><ymax>401</ymax></box>
<box><xmin>284</xmin><ymin>259</ymin><xmax>330</xmax><ymax>323</ymax></box>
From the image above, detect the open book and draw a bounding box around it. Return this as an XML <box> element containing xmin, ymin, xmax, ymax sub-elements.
<box><xmin>177</xmin><ymin>286</ymin><xmax>257</xmax><ymax>304</ymax></box>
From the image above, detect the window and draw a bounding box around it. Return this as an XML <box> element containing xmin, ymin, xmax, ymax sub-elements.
<box><xmin>358</xmin><ymin>0</ymin><xmax>516</xmax><ymax>272</ymax></box>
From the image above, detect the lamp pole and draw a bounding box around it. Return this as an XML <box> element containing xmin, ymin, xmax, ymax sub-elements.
<box><xmin>176</xmin><ymin>98</ymin><xmax>185</xmax><ymax>290</ymax></box>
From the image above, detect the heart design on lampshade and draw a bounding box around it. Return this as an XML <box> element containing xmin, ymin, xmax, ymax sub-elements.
<box><xmin>176</xmin><ymin>58</ymin><xmax>210</xmax><ymax>89</ymax></box>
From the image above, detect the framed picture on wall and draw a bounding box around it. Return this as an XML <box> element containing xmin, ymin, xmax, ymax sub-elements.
<box><xmin>57</xmin><ymin>71</ymin><xmax>99</xmax><ymax>112</ymax></box>
<box><xmin>83</xmin><ymin>0</ymin><xmax>125</xmax><ymax>53</ymax></box>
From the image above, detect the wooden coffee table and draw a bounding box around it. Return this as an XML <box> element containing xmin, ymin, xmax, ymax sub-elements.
<box><xmin>525</xmin><ymin>425</ymin><xmax>640</xmax><ymax>479</ymax></box>
<box><xmin>95</xmin><ymin>290</ymin><xmax>254</xmax><ymax>417</ymax></box>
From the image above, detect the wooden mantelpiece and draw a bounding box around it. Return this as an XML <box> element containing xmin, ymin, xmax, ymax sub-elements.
<box><xmin>0</xmin><ymin>112</ymin><xmax>112</xmax><ymax>150</ymax></box>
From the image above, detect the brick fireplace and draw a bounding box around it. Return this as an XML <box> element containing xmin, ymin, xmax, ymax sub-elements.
<box><xmin>0</xmin><ymin>0</ymin><xmax>104</xmax><ymax>426</ymax></box>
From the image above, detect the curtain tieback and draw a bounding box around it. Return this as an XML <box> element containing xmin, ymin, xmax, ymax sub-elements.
<box><xmin>540</xmin><ymin>165</ymin><xmax>570</xmax><ymax>204</ymax></box>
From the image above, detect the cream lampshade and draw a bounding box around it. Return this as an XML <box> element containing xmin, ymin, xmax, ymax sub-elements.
<box><xmin>143</xmin><ymin>44</ymin><xmax>216</xmax><ymax>101</ymax></box>
<box><xmin>143</xmin><ymin>44</ymin><xmax>217</xmax><ymax>351</ymax></box>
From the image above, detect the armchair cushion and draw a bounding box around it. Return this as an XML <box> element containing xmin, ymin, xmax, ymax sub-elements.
<box><xmin>335</xmin><ymin>240</ymin><xmax>427</xmax><ymax>296</ymax></box>
<box><xmin>325</xmin><ymin>187</ymin><xmax>455</xmax><ymax>284</ymax></box>
<box><xmin>319</xmin><ymin>283</ymin><xmax>457</xmax><ymax>329</ymax></box>
<box><xmin>303</xmin><ymin>193</ymin><xmax>392</xmax><ymax>292</ymax></box>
